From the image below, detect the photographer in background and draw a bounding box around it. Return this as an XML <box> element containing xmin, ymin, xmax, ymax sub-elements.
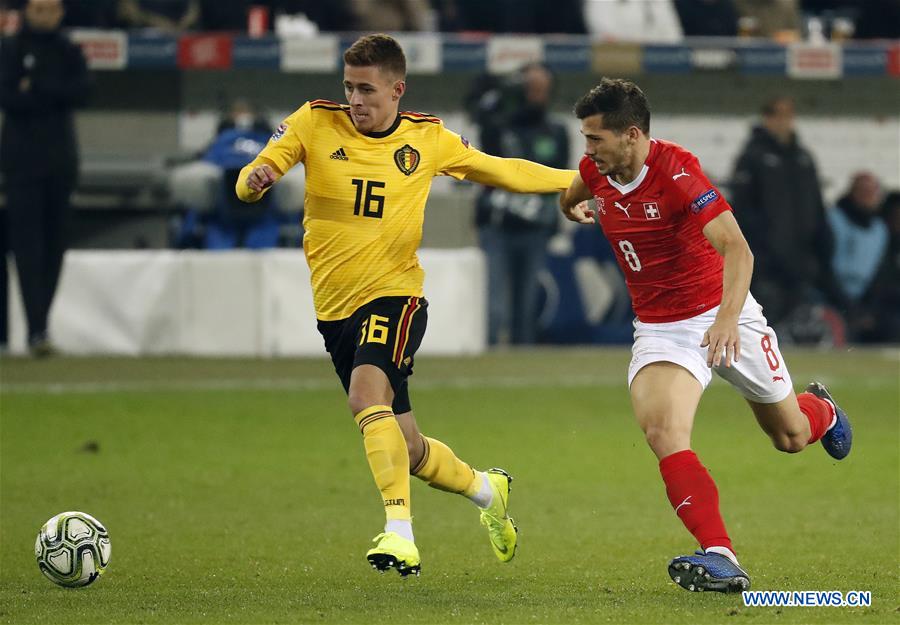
<box><xmin>468</xmin><ymin>63</ymin><xmax>569</xmax><ymax>345</ymax></box>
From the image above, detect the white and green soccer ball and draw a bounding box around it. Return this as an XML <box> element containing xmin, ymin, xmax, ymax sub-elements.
<box><xmin>35</xmin><ymin>511</ymin><xmax>111</xmax><ymax>588</ymax></box>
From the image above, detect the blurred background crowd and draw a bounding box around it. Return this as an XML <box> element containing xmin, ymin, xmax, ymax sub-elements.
<box><xmin>1</xmin><ymin>0</ymin><xmax>898</xmax><ymax>355</ymax></box>
<box><xmin>1</xmin><ymin>0</ymin><xmax>899</xmax><ymax>39</ymax></box>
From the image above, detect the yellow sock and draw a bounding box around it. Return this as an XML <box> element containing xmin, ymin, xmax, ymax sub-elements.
<box><xmin>411</xmin><ymin>436</ymin><xmax>480</xmax><ymax>497</ymax></box>
<box><xmin>354</xmin><ymin>405</ymin><xmax>411</xmax><ymax>521</ymax></box>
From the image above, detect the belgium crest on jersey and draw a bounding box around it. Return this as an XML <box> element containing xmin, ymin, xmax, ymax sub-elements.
<box><xmin>393</xmin><ymin>144</ymin><xmax>420</xmax><ymax>176</ymax></box>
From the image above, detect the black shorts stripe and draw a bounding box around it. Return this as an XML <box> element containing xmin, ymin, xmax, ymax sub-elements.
<box><xmin>392</xmin><ymin>297</ymin><xmax>420</xmax><ymax>366</ymax></box>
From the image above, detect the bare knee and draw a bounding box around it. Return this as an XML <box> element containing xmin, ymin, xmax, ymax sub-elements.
<box><xmin>771</xmin><ymin>431</ymin><xmax>808</xmax><ymax>453</ymax></box>
<box><xmin>347</xmin><ymin>389</ymin><xmax>392</xmax><ymax>417</ymax></box>
<box><xmin>630</xmin><ymin>364</ymin><xmax>701</xmax><ymax>460</ymax></box>
<box><xmin>642</xmin><ymin>422</ymin><xmax>691</xmax><ymax>459</ymax></box>
<box><xmin>347</xmin><ymin>393</ymin><xmax>374</xmax><ymax>417</ymax></box>
<box><xmin>347</xmin><ymin>365</ymin><xmax>393</xmax><ymax>417</ymax></box>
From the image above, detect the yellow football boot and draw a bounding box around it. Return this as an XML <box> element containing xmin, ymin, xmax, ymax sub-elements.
<box><xmin>479</xmin><ymin>468</ymin><xmax>518</xmax><ymax>562</ymax></box>
<box><xmin>366</xmin><ymin>532</ymin><xmax>421</xmax><ymax>577</ymax></box>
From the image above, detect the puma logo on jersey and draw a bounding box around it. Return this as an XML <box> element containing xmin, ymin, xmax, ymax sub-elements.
<box><xmin>772</xmin><ymin>375</ymin><xmax>785</xmax><ymax>383</ymax></box>
<box><xmin>614</xmin><ymin>201</ymin><xmax>631</xmax><ymax>218</ymax></box>
<box><xmin>329</xmin><ymin>147</ymin><xmax>349</xmax><ymax>161</ymax></box>
<box><xmin>675</xmin><ymin>496</ymin><xmax>692</xmax><ymax>513</ymax></box>
<box><xmin>672</xmin><ymin>167</ymin><xmax>690</xmax><ymax>180</ymax></box>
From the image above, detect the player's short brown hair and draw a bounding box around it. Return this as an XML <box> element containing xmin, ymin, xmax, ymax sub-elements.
<box><xmin>574</xmin><ymin>78</ymin><xmax>650</xmax><ymax>135</ymax></box>
<box><xmin>343</xmin><ymin>34</ymin><xmax>407</xmax><ymax>79</ymax></box>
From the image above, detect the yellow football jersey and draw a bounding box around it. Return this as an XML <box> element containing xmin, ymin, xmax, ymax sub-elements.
<box><xmin>237</xmin><ymin>99</ymin><xmax>576</xmax><ymax>320</ymax></box>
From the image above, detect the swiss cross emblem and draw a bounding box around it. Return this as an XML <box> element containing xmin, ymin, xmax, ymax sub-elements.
<box><xmin>643</xmin><ymin>202</ymin><xmax>661</xmax><ymax>220</ymax></box>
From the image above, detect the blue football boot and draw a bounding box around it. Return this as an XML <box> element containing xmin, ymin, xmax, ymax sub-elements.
<box><xmin>668</xmin><ymin>550</ymin><xmax>750</xmax><ymax>593</ymax></box>
<box><xmin>806</xmin><ymin>381</ymin><xmax>852</xmax><ymax>460</ymax></box>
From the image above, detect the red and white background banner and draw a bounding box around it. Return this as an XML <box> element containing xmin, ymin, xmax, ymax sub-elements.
<box><xmin>70</xmin><ymin>29</ymin><xmax>127</xmax><ymax>70</ymax></box>
<box><xmin>177</xmin><ymin>34</ymin><xmax>232</xmax><ymax>69</ymax></box>
<box><xmin>788</xmin><ymin>43</ymin><xmax>842</xmax><ymax>79</ymax></box>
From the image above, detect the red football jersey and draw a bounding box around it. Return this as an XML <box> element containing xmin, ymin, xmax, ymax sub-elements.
<box><xmin>579</xmin><ymin>139</ymin><xmax>732</xmax><ymax>323</ymax></box>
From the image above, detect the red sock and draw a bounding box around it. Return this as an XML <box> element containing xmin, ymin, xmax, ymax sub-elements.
<box><xmin>659</xmin><ymin>450</ymin><xmax>733</xmax><ymax>553</ymax></box>
<box><xmin>797</xmin><ymin>392</ymin><xmax>835</xmax><ymax>444</ymax></box>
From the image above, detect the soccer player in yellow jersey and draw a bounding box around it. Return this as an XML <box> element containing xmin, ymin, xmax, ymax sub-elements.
<box><xmin>237</xmin><ymin>34</ymin><xmax>576</xmax><ymax>576</ymax></box>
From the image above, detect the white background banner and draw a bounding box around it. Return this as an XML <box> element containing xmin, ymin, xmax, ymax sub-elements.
<box><xmin>279</xmin><ymin>35</ymin><xmax>338</xmax><ymax>73</ymax></box>
<box><xmin>7</xmin><ymin>249</ymin><xmax>486</xmax><ymax>357</ymax></box>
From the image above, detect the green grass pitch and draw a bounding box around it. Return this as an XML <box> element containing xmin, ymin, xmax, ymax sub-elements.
<box><xmin>1</xmin><ymin>348</ymin><xmax>897</xmax><ymax>624</ymax></box>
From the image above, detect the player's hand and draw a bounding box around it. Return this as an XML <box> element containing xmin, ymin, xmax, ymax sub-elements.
<box><xmin>246</xmin><ymin>164</ymin><xmax>278</xmax><ymax>193</ymax></box>
<box><xmin>701</xmin><ymin>318</ymin><xmax>740</xmax><ymax>368</ymax></box>
<box><xmin>562</xmin><ymin>200</ymin><xmax>595</xmax><ymax>224</ymax></box>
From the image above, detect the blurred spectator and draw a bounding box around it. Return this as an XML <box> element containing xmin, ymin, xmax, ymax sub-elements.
<box><xmin>729</xmin><ymin>96</ymin><xmax>844</xmax><ymax>332</ymax></box>
<box><xmin>0</xmin><ymin>0</ymin><xmax>89</xmax><ymax>356</ymax></box>
<box><xmin>734</xmin><ymin>0</ymin><xmax>800</xmax><ymax>40</ymax></box>
<box><xmin>798</xmin><ymin>0</ymin><xmax>900</xmax><ymax>40</ymax></box>
<box><xmin>827</xmin><ymin>173</ymin><xmax>887</xmax><ymax>301</ymax></box>
<box><xmin>117</xmin><ymin>0</ymin><xmax>199</xmax><ymax>32</ymax></box>
<box><xmin>435</xmin><ymin>0</ymin><xmax>586</xmax><ymax>34</ymax></box>
<box><xmin>861</xmin><ymin>191</ymin><xmax>900</xmax><ymax>342</ymax></box>
<box><xmin>0</xmin><ymin>211</ymin><xmax>7</xmax><ymax>352</ymax></box>
<box><xmin>62</xmin><ymin>0</ymin><xmax>117</xmax><ymax>28</ymax></box>
<box><xmin>215</xmin><ymin>97</ymin><xmax>270</xmax><ymax>135</ymax></box>
<box><xmin>827</xmin><ymin>173</ymin><xmax>889</xmax><ymax>341</ymax></box>
<box><xmin>173</xmin><ymin>102</ymin><xmax>286</xmax><ymax>249</ymax></box>
<box><xmin>584</xmin><ymin>0</ymin><xmax>681</xmax><ymax>42</ymax></box>
<box><xmin>197</xmin><ymin>0</ymin><xmax>250</xmax><ymax>31</ymax></box>
<box><xmin>266</xmin><ymin>0</ymin><xmax>357</xmax><ymax>32</ymax></box>
<box><xmin>674</xmin><ymin>0</ymin><xmax>739</xmax><ymax>36</ymax></box>
<box><xmin>468</xmin><ymin>63</ymin><xmax>569</xmax><ymax>345</ymax></box>
<box><xmin>350</xmin><ymin>0</ymin><xmax>430</xmax><ymax>31</ymax></box>
<box><xmin>853</xmin><ymin>0</ymin><xmax>900</xmax><ymax>39</ymax></box>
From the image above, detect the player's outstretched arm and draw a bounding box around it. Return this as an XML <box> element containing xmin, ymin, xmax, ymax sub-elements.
<box><xmin>464</xmin><ymin>152</ymin><xmax>577</xmax><ymax>195</ymax></box>
<box><xmin>559</xmin><ymin>173</ymin><xmax>595</xmax><ymax>224</ymax></box>
<box><xmin>235</xmin><ymin>157</ymin><xmax>283</xmax><ymax>203</ymax></box>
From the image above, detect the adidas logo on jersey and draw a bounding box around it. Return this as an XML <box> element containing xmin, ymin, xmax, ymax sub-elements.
<box><xmin>330</xmin><ymin>147</ymin><xmax>349</xmax><ymax>161</ymax></box>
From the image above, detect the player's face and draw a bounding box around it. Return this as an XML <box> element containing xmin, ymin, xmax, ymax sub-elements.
<box><xmin>580</xmin><ymin>114</ymin><xmax>637</xmax><ymax>178</ymax></box>
<box><xmin>343</xmin><ymin>65</ymin><xmax>405</xmax><ymax>134</ymax></box>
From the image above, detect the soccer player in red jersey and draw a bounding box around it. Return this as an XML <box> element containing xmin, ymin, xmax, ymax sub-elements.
<box><xmin>559</xmin><ymin>78</ymin><xmax>852</xmax><ymax>593</ymax></box>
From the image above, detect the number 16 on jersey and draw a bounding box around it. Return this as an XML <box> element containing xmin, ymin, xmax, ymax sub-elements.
<box><xmin>351</xmin><ymin>179</ymin><xmax>385</xmax><ymax>218</ymax></box>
